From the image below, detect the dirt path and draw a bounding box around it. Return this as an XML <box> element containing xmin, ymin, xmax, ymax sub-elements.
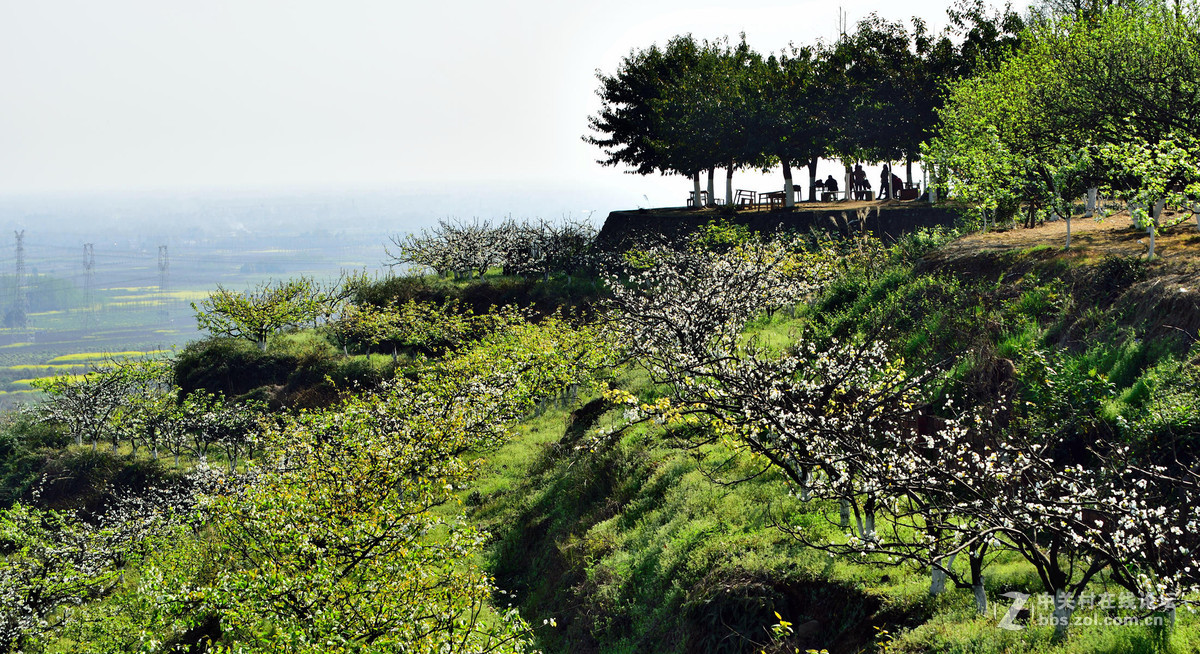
<box><xmin>934</xmin><ymin>209</ymin><xmax>1200</xmax><ymax>266</ymax></box>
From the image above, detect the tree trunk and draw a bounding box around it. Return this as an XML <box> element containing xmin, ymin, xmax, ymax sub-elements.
<box><xmin>844</xmin><ymin>162</ymin><xmax>852</xmax><ymax>203</ymax></box>
<box><xmin>1065</xmin><ymin>214</ymin><xmax>1071</xmax><ymax>248</ymax></box>
<box><xmin>725</xmin><ymin>163</ymin><xmax>734</xmax><ymax>206</ymax></box>
<box><xmin>970</xmin><ymin>549</ymin><xmax>987</xmax><ymax>614</ymax></box>
<box><xmin>692</xmin><ymin>172</ymin><xmax>703</xmax><ymax>209</ymax></box>
<box><xmin>805</xmin><ymin>158</ymin><xmax>818</xmax><ymax>202</ymax></box>
<box><xmin>906</xmin><ymin>155</ymin><xmax>914</xmax><ymax>186</ymax></box>
<box><xmin>706</xmin><ymin>167</ymin><xmax>716</xmax><ymax>206</ymax></box>
<box><xmin>1052</xmin><ymin>592</ymin><xmax>1073</xmax><ymax>640</ymax></box>
<box><xmin>1086</xmin><ymin>188</ymin><xmax>1098</xmax><ymax>217</ymax></box>
<box><xmin>973</xmin><ymin>582</ymin><xmax>988</xmax><ymax>616</ymax></box>
<box><xmin>839</xmin><ymin>498</ymin><xmax>851</xmax><ymax>529</ymax></box>
<box><xmin>1149</xmin><ymin>198</ymin><xmax>1165</xmax><ymax>259</ymax></box>
<box><xmin>781</xmin><ymin>158</ymin><xmax>795</xmax><ymax>208</ymax></box>
<box><xmin>930</xmin><ymin>552</ymin><xmax>957</xmax><ymax>596</ymax></box>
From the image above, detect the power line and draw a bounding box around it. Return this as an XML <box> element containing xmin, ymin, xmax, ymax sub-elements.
<box><xmin>11</xmin><ymin>231</ymin><xmax>26</xmax><ymax>329</ymax></box>
<box><xmin>158</xmin><ymin>245</ymin><xmax>169</xmax><ymax>319</ymax></box>
<box><xmin>82</xmin><ymin>243</ymin><xmax>95</xmax><ymax>330</ymax></box>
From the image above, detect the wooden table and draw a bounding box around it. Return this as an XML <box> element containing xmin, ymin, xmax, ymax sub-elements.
<box><xmin>734</xmin><ymin>189</ymin><xmax>757</xmax><ymax>207</ymax></box>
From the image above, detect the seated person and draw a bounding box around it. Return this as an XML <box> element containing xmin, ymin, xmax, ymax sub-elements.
<box><xmin>824</xmin><ymin>175</ymin><xmax>839</xmax><ymax>193</ymax></box>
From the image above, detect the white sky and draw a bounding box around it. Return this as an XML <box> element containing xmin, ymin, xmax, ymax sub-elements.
<box><xmin>0</xmin><ymin>0</ymin><xmax>1031</xmax><ymax>201</ymax></box>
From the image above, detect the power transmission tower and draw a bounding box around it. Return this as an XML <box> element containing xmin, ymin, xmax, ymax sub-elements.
<box><xmin>82</xmin><ymin>243</ymin><xmax>95</xmax><ymax>329</ymax></box>
<box><xmin>11</xmin><ymin>230</ymin><xmax>26</xmax><ymax>329</ymax></box>
<box><xmin>157</xmin><ymin>245</ymin><xmax>169</xmax><ymax>319</ymax></box>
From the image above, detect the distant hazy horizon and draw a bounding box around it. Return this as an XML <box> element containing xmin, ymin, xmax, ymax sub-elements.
<box><xmin>0</xmin><ymin>0</ymin><xmax>1025</xmax><ymax>204</ymax></box>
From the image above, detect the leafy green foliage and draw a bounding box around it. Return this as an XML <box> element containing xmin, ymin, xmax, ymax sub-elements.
<box><xmin>191</xmin><ymin>277</ymin><xmax>334</xmax><ymax>349</ymax></box>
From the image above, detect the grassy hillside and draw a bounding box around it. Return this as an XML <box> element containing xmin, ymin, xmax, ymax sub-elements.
<box><xmin>4</xmin><ymin>213</ymin><xmax>1200</xmax><ymax>653</ymax></box>
<box><xmin>470</xmin><ymin>216</ymin><xmax>1200</xmax><ymax>654</ymax></box>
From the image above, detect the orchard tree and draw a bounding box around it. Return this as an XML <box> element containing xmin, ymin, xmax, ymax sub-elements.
<box><xmin>1098</xmin><ymin>131</ymin><xmax>1200</xmax><ymax>257</ymax></box>
<box><xmin>930</xmin><ymin>0</ymin><xmax>1200</xmax><ymax>238</ymax></box>
<box><xmin>137</xmin><ymin>311</ymin><xmax>612</xmax><ymax>652</ymax></box>
<box><xmin>192</xmin><ymin>277</ymin><xmax>324</xmax><ymax>350</ymax></box>
<box><xmin>34</xmin><ymin>357</ymin><xmax>171</xmax><ymax>451</ymax></box>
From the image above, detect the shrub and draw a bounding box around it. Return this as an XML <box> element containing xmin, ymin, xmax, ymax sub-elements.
<box><xmin>174</xmin><ymin>337</ymin><xmax>296</xmax><ymax>398</ymax></box>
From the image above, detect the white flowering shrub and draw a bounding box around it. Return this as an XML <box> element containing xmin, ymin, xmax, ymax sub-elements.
<box><xmin>389</xmin><ymin>217</ymin><xmax>597</xmax><ymax>281</ymax></box>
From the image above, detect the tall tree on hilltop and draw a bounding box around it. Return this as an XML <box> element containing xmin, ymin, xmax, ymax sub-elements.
<box><xmin>586</xmin><ymin>36</ymin><xmax>709</xmax><ymax>207</ymax></box>
<box><xmin>755</xmin><ymin>46</ymin><xmax>827</xmax><ymax>205</ymax></box>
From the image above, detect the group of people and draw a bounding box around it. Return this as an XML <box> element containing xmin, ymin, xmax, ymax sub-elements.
<box><xmin>815</xmin><ymin>164</ymin><xmax>906</xmax><ymax>200</ymax></box>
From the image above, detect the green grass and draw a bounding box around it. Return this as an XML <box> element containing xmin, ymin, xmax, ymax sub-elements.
<box><xmin>466</xmin><ymin>245</ymin><xmax>1200</xmax><ymax>654</ymax></box>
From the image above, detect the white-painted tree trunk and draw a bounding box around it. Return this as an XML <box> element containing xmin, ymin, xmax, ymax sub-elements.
<box><xmin>807</xmin><ymin>159</ymin><xmax>819</xmax><ymax>202</ymax></box>
<box><xmin>692</xmin><ymin>173</ymin><xmax>702</xmax><ymax>208</ymax></box>
<box><xmin>973</xmin><ymin>582</ymin><xmax>988</xmax><ymax>615</ymax></box>
<box><xmin>930</xmin><ymin>552</ymin><xmax>957</xmax><ymax>596</ymax></box>
<box><xmin>844</xmin><ymin>165</ymin><xmax>852</xmax><ymax>203</ymax></box>
<box><xmin>1064</xmin><ymin>213</ymin><xmax>1071</xmax><ymax>248</ymax></box>
<box><xmin>1149</xmin><ymin>198</ymin><xmax>1165</xmax><ymax>258</ymax></box>
<box><xmin>706</xmin><ymin>167</ymin><xmax>715</xmax><ymax>206</ymax></box>
<box><xmin>1086</xmin><ymin>188</ymin><xmax>1098</xmax><ymax>217</ymax></box>
<box><xmin>784</xmin><ymin>177</ymin><xmax>795</xmax><ymax>208</ymax></box>
<box><xmin>725</xmin><ymin>166</ymin><xmax>734</xmax><ymax>206</ymax></box>
<box><xmin>1052</xmin><ymin>603</ymin><xmax>1073</xmax><ymax>639</ymax></box>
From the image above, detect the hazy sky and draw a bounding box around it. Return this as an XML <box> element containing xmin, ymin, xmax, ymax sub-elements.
<box><xmin>0</xmin><ymin>0</ymin><xmax>1030</xmax><ymax>201</ymax></box>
